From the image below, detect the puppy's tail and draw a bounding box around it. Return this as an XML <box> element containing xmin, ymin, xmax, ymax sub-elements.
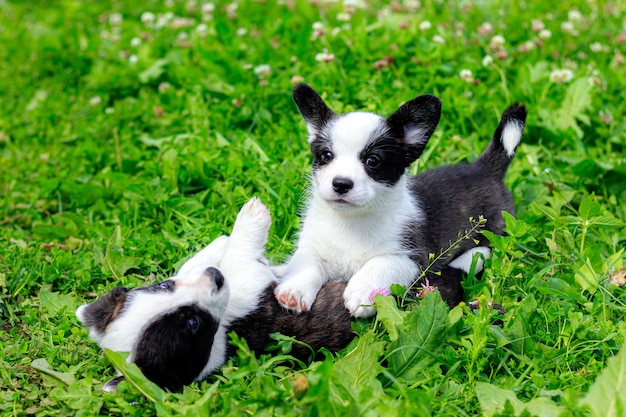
<box><xmin>475</xmin><ymin>104</ymin><xmax>527</xmax><ymax>178</ymax></box>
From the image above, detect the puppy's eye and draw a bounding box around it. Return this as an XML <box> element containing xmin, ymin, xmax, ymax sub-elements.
<box><xmin>320</xmin><ymin>150</ymin><xmax>334</xmax><ymax>163</ymax></box>
<box><xmin>159</xmin><ymin>281</ymin><xmax>173</xmax><ymax>290</ymax></box>
<box><xmin>187</xmin><ymin>316</ymin><xmax>199</xmax><ymax>332</ymax></box>
<box><xmin>365</xmin><ymin>155</ymin><xmax>381</xmax><ymax>169</ymax></box>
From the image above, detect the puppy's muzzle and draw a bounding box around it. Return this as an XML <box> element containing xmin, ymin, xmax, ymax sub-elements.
<box><xmin>332</xmin><ymin>177</ymin><xmax>353</xmax><ymax>194</ymax></box>
<box><xmin>204</xmin><ymin>267</ymin><xmax>225</xmax><ymax>290</ymax></box>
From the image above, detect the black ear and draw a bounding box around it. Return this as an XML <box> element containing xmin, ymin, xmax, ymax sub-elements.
<box><xmin>292</xmin><ymin>83</ymin><xmax>335</xmax><ymax>139</ymax></box>
<box><xmin>385</xmin><ymin>94</ymin><xmax>441</xmax><ymax>162</ymax></box>
<box><xmin>76</xmin><ymin>286</ymin><xmax>129</xmax><ymax>333</ymax></box>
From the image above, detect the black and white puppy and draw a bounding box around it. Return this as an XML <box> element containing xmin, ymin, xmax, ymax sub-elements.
<box><xmin>274</xmin><ymin>84</ymin><xmax>527</xmax><ymax>317</ymax></box>
<box><xmin>76</xmin><ymin>198</ymin><xmax>353</xmax><ymax>391</ymax></box>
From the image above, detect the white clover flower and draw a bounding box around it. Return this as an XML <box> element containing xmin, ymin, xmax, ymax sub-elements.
<box><xmin>549</xmin><ymin>68</ymin><xmax>574</xmax><ymax>83</ymax></box>
<box><xmin>105</xmin><ymin>107</ymin><xmax>115</xmax><ymax>114</ymax></box>
<box><xmin>518</xmin><ymin>40</ymin><xmax>535</xmax><ymax>53</ymax></box>
<box><xmin>331</xmin><ymin>27</ymin><xmax>341</xmax><ymax>36</ymax></box>
<box><xmin>158</xmin><ymin>82</ymin><xmax>172</xmax><ymax>93</ymax></box>
<box><xmin>531</xmin><ymin>19</ymin><xmax>544</xmax><ymax>32</ymax></box>
<box><xmin>202</xmin><ymin>2</ymin><xmax>215</xmax><ymax>14</ymax></box>
<box><xmin>404</xmin><ymin>0</ymin><xmax>421</xmax><ymax>12</ymax></box>
<box><xmin>315</xmin><ymin>49</ymin><xmax>335</xmax><ymax>63</ymax></box>
<box><xmin>128</xmin><ymin>54</ymin><xmax>138</xmax><ymax>64</ymax></box>
<box><xmin>337</xmin><ymin>12</ymin><xmax>351</xmax><ymax>22</ymax></box>
<box><xmin>477</xmin><ymin>22</ymin><xmax>493</xmax><ymax>36</ymax></box>
<box><xmin>312</xmin><ymin>21</ymin><xmax>325</xmax><ymax>38</ymax></box>
<box><xmin>561</xmin><ymin>21</ymin><xmax>575</xmax><ymax>34</ymax></box>
<box><xmin>130</xmin><ymin>37</ymin><xmax>142</xmax><ymax>48</ymax></box>
<box><xmin>490</xmin><ymin>35</ymin><xmax>505</xmax><ymax>47</ymax></box>
<box><xmin>590</xmin><ymin>42</ymin><xmax>602</xmax><ymax>52</ymax></box>
<box><xmin>236</xmin><ymin>27</ymin><xmax>247</xmax><ymax>36</ymax></box>
<box><xmin>419</xmin><ymin>20</ymin><xmax>432</xmax><ymax>31</ymax></box>
<box><xmin>253</xmin><ymin>64</ymin><xmax>272</xmax><ymax>78</ymax></box>
<box><xmin>568</xmin><ymin>10</ymin><xmax>583</xmax><ymax>22</ymax></box>
<box><xmin>459</xmin><ymin>69</ymin><xmax>473</xmax><ymax>82</ymax></box>
<box><xmin>482</xmin><ymin>55</ymin><xmax>494</xmax><ymax>67</ymax></box>
<box><xmin>196</xmin><ymin>23</ymin><xmax>209</xmax><ymax>36</ymax></box>
<box><xmin>344</xmin><ymin>0</ymin><xmax>366</xmax><ymax>9</ymax></box>
<box><xmin>109</xmin><ymin>12</ymin><xmax>123</xmax><ymax>26</ymax></box>
<box><xmin>89</xmin><ymin>96</ymin><xmax>102</xmax><ymax>106</ymax></box>
<box><xmin>433</xmin><ymin>35</ymin><xmax>445</xmax><ymax>44</ymax></box>
<box><xmin>539</xmin><ymin>29</ymin><xmax>552</xmax><ymax>39</ymax></box>
<box><xmin>177</xmin><ymin>32</ymin><xmax>189</xmax><ymax>41</ymax></box>
<box><xmin>141</xmin><ymin>12</ymin><xmax>156</xmax><ymax>26</ymax></box>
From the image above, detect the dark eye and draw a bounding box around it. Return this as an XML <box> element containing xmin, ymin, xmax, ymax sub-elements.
<box><xmin>319</xmin><ymin>150</ymin><xmax>334</xmax><ymax>163</ymax></box>
<box><xmin>187</xmin><ymin>316</ymin><xmax>199</xmax><ymax>332</ymax></box>
<box><xmin>365</xmin><ymin>155</ymin><xmax>381</xmax><ymax>169</ymax></box>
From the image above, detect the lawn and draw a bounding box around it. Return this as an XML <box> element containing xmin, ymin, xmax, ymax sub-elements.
<box><xmin>1</xmin><ymin>0</ymin><xmax>625</xmax><ymax>415</ymax></box>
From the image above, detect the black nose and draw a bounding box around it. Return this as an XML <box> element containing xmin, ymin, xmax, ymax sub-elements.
<box><xmin>332</xmin><ymin>177</ymin><xmax>353</xmax><ymax>194</ymax></box>
<box><xmin>204</xmin><ymin>267</ymin><xmax>224</xmax><ymax>290</ymax></box>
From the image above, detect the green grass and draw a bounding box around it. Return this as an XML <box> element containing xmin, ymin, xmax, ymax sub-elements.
<box><xmin>1</xmin><ymin>0</ymin><xmax>625</xmax><ymax>415</ymax></box>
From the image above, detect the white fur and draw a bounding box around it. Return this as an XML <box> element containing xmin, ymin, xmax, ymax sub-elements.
<box><xmin>501</xmin><ymin>120</ymin><xmax>523</xmax><ymax>157</ymax></box>
<box><xmin>448</xmin><ymin>246</ymin><xmax>491</xmax><ymax>274</ymax></box>
<box><xmin>76</xmin><ymin>198</ymin><xmax>277</xmax><ymax>381</ymax></box>
<box><xmin>275</xmin><ymin>113</ymin><xmax>424</xmax><ymax>318</ymax></box>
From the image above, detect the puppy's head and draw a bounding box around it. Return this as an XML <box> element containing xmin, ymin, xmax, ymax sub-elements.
<box><xmin>293</xmin><ymin>83</ymin><xmax>441</xmax><ymax>210</ymax></box>
<box><xmin>76</xmin><ymin>264</ymin><xmax>229</xmax><ymax>391</ymax></box>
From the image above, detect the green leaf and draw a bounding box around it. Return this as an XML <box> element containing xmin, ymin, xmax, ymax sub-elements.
<box><xmin>552</xmin><ymin>77</ymin><xmax>593</xmax><ymax>137</ymax></box>
<box><xmin>103</xmin><ymin>226</ymin><xmax>142</xmax><ymax>279</ymax></box>
<box><xmin>31</xmin><ymin>358</ymin><xmax>76</xmax><ymax>386</ymax></box>
<box><xmin>138</xmin><ymin>59</ymin><xmax>168</xmax><ymax>83</ymax></box>
<box><xmin>49</xmin><ymin>379</ymin><xmax>104</xmax><ymax>412</ymax></box>
<box><xmin>374</xmin><ymin>294</ymin><xmax>406</xmax><ymax>342</ymax></box>
<box><xmin>475</xmin><ymin>382</ymin><xmax>564</xmax><ymax>417</ymax></box>
<box><xmin>578</xmin><ymin>193</ymin><xmax>601</xmax><ymax>221</ymax></box>
<box><xmin>385</xmin><ymin>291</ymin><xmax>449</xmax><ymax>383</ymax></box>
<box><xmin>333</xmin><ymin>330</ymin><xmax>385</xmax><ymax>392</ymax></box>
<box><xmin>39</xmin><ymin>286</ymin><xmax>76</xmax><ymax>315</ymax></box>
<box><xmin>104</xmin><ymin>349</ymin><xmax>166</xmax><ymax>403</ymax></box>
<box><xmin>579</xmin><ymin>344</ymin><xmax>626</xmax><ymax>417</ymax></box>
<box><xmin>575</xmin><ymin>258</ymin><xmax>599</xmax><ymax>293</ymax></box>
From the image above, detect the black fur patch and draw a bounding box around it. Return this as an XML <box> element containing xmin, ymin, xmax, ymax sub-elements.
<box><xmin>79</xmin><ymin>286</ymin><xmax>129</xmax><ymax>333</ymax></box>
<box><xmin>133</xmin><ymin>304</ymin><xmax>219</xmax><ymax>391</ymax></box>
<box><xmin>229</xmin><ymin>281</ymin><xmax>354</xmax><ymax>361</ymax></box>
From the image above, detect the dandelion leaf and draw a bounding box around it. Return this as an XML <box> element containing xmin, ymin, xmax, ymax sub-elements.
<box><xmin>374</xmin><ymin>294</ymin><xmax>407</xmax><ymax>342</ymax></box>
<box><xmin>385</xmin><ymin>291</ymin><xmax>449</xmax><ymax>383</ymax></box>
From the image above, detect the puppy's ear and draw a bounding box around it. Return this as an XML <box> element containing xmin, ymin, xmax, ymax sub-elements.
<box><xmin>293</xmin><ymin>83</ymin><xmax>335</xmax><ymax>141</ymax></box>
<box><xmin>76</xmin><ymin>286</ymin><xmax>129</xmax><ymax>334</ymax></box>
<box><xmin>386</xmin><ymin>94</ymin><xmax>441</xmax><ymax>162</ymax></box>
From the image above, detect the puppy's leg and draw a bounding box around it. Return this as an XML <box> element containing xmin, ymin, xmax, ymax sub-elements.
<box><xmin>274</xmin><ymin>251</ymin><xmax>327</xmax><ymax>314</ymax></box>
<box><xmin>343</xmin><ymin>255</ymin><xmax>420</xmax><ymax>318</ymax></box>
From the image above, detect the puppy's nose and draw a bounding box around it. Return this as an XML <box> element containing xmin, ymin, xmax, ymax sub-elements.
<box><xmin>332</xmin><ymin>177</ymin><xmax>353</xmax><ymax>194</ymax></box>
<box><xmin>204</xmin><ymin>267</ymin><xmax>224</xmax><ymax>290</ymax></box>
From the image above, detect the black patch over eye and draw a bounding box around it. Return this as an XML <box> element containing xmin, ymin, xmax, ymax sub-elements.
<box><xmin>364</xmin><ymin>155</ymin><xmax>381</xmax><ymax>169</ymax></box>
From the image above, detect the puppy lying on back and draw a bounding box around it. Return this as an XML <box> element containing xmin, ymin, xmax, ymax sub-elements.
<box><xmin>76</xmin><ymin>198</ymin><xmax>354</xmax><ymax>391</ymax></box>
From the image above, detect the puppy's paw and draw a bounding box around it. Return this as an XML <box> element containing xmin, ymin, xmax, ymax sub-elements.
<box><xmin>343</xmin><ymin>283</ymin><xmax>378</xmax><ymax>318</ymax></box>
<box><xmin>274</xmin><ymin>280</ymin><xmax>320</xmax><ymax>314</ymax></box>
<box><xmin>230</xmin><ymin>197</ymin><xmax>271</xmax><ymax>249</ymax></box>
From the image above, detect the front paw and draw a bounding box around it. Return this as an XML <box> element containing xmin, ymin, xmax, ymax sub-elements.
<box><xmin>274</xmin><ymin>281</ymin><xmax>320</xmax><ymax>314</ymax></box>
<box><xmin>343</xmin><ymin>283</ymin><xmax>378</xmax><ymax>318</ymax></box>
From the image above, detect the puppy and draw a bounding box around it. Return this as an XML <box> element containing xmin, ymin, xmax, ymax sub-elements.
<box><xmin>274</xmin><ymin>84</ymin><xmax>526</xmax><ymax>317</ymax></box>
<box><xmin>76</xmin><ymin>198</ymin><xmax>354</xmax><ymax>391</ymax></box>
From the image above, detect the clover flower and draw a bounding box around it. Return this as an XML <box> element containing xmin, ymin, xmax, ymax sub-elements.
<box><xmin>369</xmin><ymin>288</ymin><xmax>391</xmax><ymax>303</ymax></box>
<box><xmin>538</xmin><ymin>29</ymin><xmax>552</xmax><ymax>39</ymax></box>
<box><xmin>549</xmin><ymin>68</ymin><xmax>574</xmax><ymax>83</ymax></box>
<box><xmin>482</xmin><ymin>55</ymin><xmax>494</xmax><ymax>67</ymax></box>
<box><xmin>253</xmin><ymin>64</ymin><xmax>272</xmax><ymax>79</ymax></box>
<box><xmin>315</xmin><ymin>49</ymin><xmax>335</xmax><ymax>63</ymax></box>
<box><xmin>419</xmin><ymin>20</ymin><xmax>432</xmax><ymax>31</ymax></box>
<box><xmin>459</xmin><ymin>69</ymin><xmax>474</xmax><ymax>83</ymax></box>
<box><xmin>477</xmin><ymin>22</ymin><xmax>493</xmax><ymax>36</ymax></box>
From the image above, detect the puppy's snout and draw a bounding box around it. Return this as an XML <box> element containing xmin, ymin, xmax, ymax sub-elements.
<box><xmin>332</xmin><ymin>177</ymin><xmax>353</xmax><ymax>194</ymax></box>
<box><xmin>204</xmin><ymin>267</ymin><xmax>224</xmax><ymax>290</ymax></box>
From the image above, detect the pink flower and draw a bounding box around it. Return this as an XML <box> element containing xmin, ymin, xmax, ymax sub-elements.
<box><xmin>417</xmin><ymin>278</ymin><xmax>436</xmax><ymax>298</ymax></box>
<box><xmin>369</xmin><ymin>288</ymin><xmax>391</xmax><ymax>303</ymax></box>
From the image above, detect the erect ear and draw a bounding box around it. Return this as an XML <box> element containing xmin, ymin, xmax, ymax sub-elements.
<box><xmin>75</xmin><ymin>286</ymin><xmax>129</xmax><ymax>334</ymax></box>
<box><xmin>385</xmin><ymin>94</ymin><xmax>441</xmax><ymax>162</ymax></box>
<box><xmin>292</xmin><ymin>83</ymin><xmax>335</xmax><ymax>141</ymax></box>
